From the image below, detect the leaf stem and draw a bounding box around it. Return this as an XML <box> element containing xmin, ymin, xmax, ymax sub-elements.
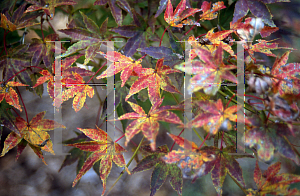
<box><xmin>170</xmin><ymin>93</ymin><xmax>207</xmax><ymax>146</ymax></box>
<box><xmin>3</xmin><ymin>30</ymin><xmax>8</xmax><ymax>55</ymax></box>
<box><xmin>5</xmin><ymin>66</ymin><xmax>44</xmax><ymax>84</ymax></box>
<box><xmin>86</xmin><ymin>62</ymin><xmax>107</xmax><ymax>84</ymax></box>
<box><xmin>41</xmin><ymin>16</ymin><xmax>45</xmax><ymax>41</ymax></box>
<box><xmin>199</xmin><ymin>132</ymin><xmax>210</xmax><ymax>149</ymax></box>
<box><xmin>115</xmin><ymin>134</ymin><xmax>125</xmax><ymax>143</ymax></box>
<box><xmin>15</xmin><ymin>87</ymin><xmax>28</xmax><ymax>124</ymax></box>
<box><xmin>159</xmin><ymin>26</ymin><xmax>169</xmax><ymax>46</ymax></box>
<box><xmin>228</xmin><ymin>173</ymin><xmax>248</xmax><ymax>195</ymax></box>
<box><xmin>104</xmin><ymin>136</ymin><xmax>145</xmax><ymax>196</ymax></box>
<box><xmin>170</xmin><ymin>128</ymin><xmax>184</xmax><ymax>151</ymax></box>
<box><xmin>46</xmin><ymin>16</ymin><xmax>58</xmax><ymax>36</ymax></box>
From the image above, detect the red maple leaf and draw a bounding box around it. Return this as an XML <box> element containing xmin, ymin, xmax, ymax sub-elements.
<box><xmin>175</xmin><ymin>46</ymin><xmax>237</xmax><ymax>95</ymax></box>
<box><xmin>25</xmin><ymin>0</ymin><xmax>77</xmax><ymax>19</ymax></box>
<box><xmin>247</xmin><ymin>161</ymin><xmax>300</xmax><ymax>195</ymax></box>
<box><xmin>118</xmin><ymin>98</ymin><xmax>183</xmax><ymax>151</ymax></box>
<box><xmin>62</xmin><ymin>72</ymin><xmax>94</xmax><ymax>112</ymax></box>
<box><xmin>125</xmin><ymin>58</ymin><xmax>181</xmax><ymax>105</ymax></box>
<box><xmin>0</xmin><ymin>81</ymin><xmax>28</xmax><ymax>111</ymax></box>
<box><xmin>185</xmin><ymin>99</ymin><xmax>244</xmax><ymax>135</ymax></box>
<box><xmin>66</xmin><ymin>126</ymin><xmax>129</xmax><ymax>196</ymax></box>
<box><xmin>164</xmin><ymin>0</ymin><xmax>201</xmax><ymax>27</ymax></box>
<box><xmin>1</xmin><ymin>111</ymin><xmax>65</xmax><ymax>164</ymax></box>
<box><xmin>96</xmin><ymin>51</ymin><xmax>143</xmax><ymax>87</ymax></box>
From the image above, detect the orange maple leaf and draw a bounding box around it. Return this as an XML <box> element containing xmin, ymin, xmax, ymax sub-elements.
<box><xmin>0</xmin><ymin>81</ymin><xmax>28</xmax><ymax>111</ymax></box>
<box><xmin>248</xmin><ymin>161</ymin><xmax>300</xmax><ymax>196</ymax></box>
<box><xmin>185</xmin><ymin>99</ymin><xmax>243</xmax><ymax>134</ymax></box>
<box><xmin>163</xmin><ymin>133</ymin><xmax>217</xmax><ymax>180</ymax></box>
<box><xmin>62</xmin><ymin>72</ymin><xmax>94</xmax><ymax>112</ymax></box>
<box><xmin>175</xmin><ymin>46</ymin><xmax>237</xmax><ymax>95</ymax></box>
<box><xmin>66</xmin><ymin>126</ymin><xmax>129</xmax><ymax>196</ymax></box>
<box><xmin>125</xmin><ymin>58</ymin><xmax>181</xmax><ymax>105</ymax></box>
<box><xmin>96</xmin><ymin>51</ymin><xmax>143</xmax><ymax>87</ymax></box>
<box><xmin>164</xmin><ymin>0</ymin><xmax>201</xmax><ymax>27</ymax></box>
<box><xmin>118</xmin><ymin>98</ymin><xmax>183</xmax><ymax>151</ymax></box>
<box><xmin>1</xmin><ymin>111</ymin><xmax>65</xmax><ymax>164</ymax></box>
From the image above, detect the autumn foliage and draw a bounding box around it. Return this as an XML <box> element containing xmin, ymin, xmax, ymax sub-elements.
<box><xmin>1</xmin><ymin>0</ymin><xmax>300</xmax><ymax>195</ymax></box>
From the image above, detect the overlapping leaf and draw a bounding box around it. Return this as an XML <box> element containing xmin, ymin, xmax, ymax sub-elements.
<box><xmin>199</xmin><ymin>1</ymin><xmax>226</xmax><ymax>21</ymax></box>
<box><xmin>164</xmin><ymin>0</ymin><xmax>201</xmax><ymax>27</ymax></box>
<box><xmin>233</xmin><ymin>0</ymin><xmax>290</xmax><ymax>27</ymax></box>
<box><xmin>27</xmin><ymin>34</ymin><xmax>59</xmax><ymax>68</ymax></box>
<box><xmin>66</xmin><ymin>126</ymin><xmax>129</xmax><ymax>196</ymax></box>
<box><xmin>185</xmin><ymin>99</ymin><xmax>243</xmax><ymax>135</ymax></box>
<box><xmin>210</xmin><ymin>145</ymin><xmax>251</xmax><ymax>195</ymax></box>
<box><xmin>32</xmin><ymin>54</ymin><xmax>93</xmax><ymax>108</ymax></box>
<box><xmin>96</xmin><ymin>51</ymin><xmax>143</xmax><ymax>87</ymax></box>
<box><xmin>1</xmin><ymin>111</ymin><xmax>65</xmax><ymax>164</ymax></box>
<box><xmin>59</xmin><ymin>11</ymin><xmax>106</xmax><ymax>64</ymax></box>
<box><xmin>244</xmin><ymin>116</ymin><xmax>300</xmax><ymax>165</ymax></box>
<box><xmin>0</xmin><ymin>2</ymin><xmax>40</xmax><ymax>32</ymax></box>
<box><xmin>0</xmin><ymin>45</ymin><xmax>32</xmax><ymax>84</ymax></box>
<box><xmin>0</xmin><ymin>81</ymin><xmax>28</xmax><ymax>111</ymax></box>
<box><xmin>247</xmin><ymin>161</ymin><xmax>300</xmax><ymax>195</ymax></box>
<box><xmin>163</xmin><ymin>134</ymin><xmax>217</xmax><ymax>181</ymax></box>
<box><xmin>62</xmin><ymin>72</ymin><xmax>94</xmax><ymax>112</ymax></box>
<box><xmin>270</xmin><ymin>51</ymin><xmax>300</xmax><ymax>95</ymax></box>
<box><xmin>138</xmin><ymin>46</ymin><xmax>181</xmax><ymax>67</ymax></box>
<box><xmin>125</xmin><ymin>58</ymin><xmax>181</xmax><ymax>105</ymax></box>
<box><xmin>25</xmin><ymin>0</ymin><xmax>77</xmax><ymax>19</ymax></box>
<box><xmin>118</xmin><ymin>98</ymin><xmax>183</xmax><ymax>151</ymax></box>
<box><xmin>110</xmin><ymin>15</ymin><xmax>147</xmax><ymax>57</ymax></box>
<box><xmin>131</xmin><ymin>145</ymin><xmax>182</xmax><ymax>196</ymax></box>
<box><xmin>175</xmin><ymin>46</ymin><xmax>237</xmax><ymax>95</ymax></box>
<box><xmin>94</xmin><ymin>0</ymin><xmax>133</xmax><ymax>26</ymax></box>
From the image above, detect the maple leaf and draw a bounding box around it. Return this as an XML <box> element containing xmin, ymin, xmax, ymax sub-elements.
<box><xmin>94</xmin><ymin>0</ymin><xmax>133</xmax><ymax>26</ymax></box>
<box><xmin>163</xmin><ymin>133</ymin><xmax>217</xmax><ymax>181</ymax></box>
<box><xmin>118</xmin><ymin>98</ymin><xmax>183</xmax><ymax>151</ymax></box>
<box><xmin>59</xmin><ymin>11</ymin><xmax>110</xmax><ymax>64</ymax></box>
<box><xmin>248</xmin><ymin>161</ymin><xmax>300</xmax><ymax>195</ymax></box>
<box><xmin>0</xmin><ymin>81</ymin><xmax>28</xmax><ymax>111</ymax></box>
<box><xmin>62</xmin><ymin>72</ymin><xmax>94</xmax><ymax>112</ymax></box>
<box><xmin>244</xmin><ymin>116</ymin><xmax>300</xmax><ymax>165</ymax></box>
<box><xmin>138</xmin><ymin>46</ymin><xmax>181</xmax><ymax>67</ymax></box>
<box><xmin>210</xmin><ymin>145</ymin><xmax>251</xmax><ymax>195</ymax></box>
<box><xmin>1</xmin><ymin>111</ymin><xmax>66</xmax><ymax>164</ymax></box>
<box><xmin>125</xmin><ymin>58</ymin><xmax>181</xmax><ymax>105</ymax></box>
<box><xmin>32</xmin><ymin>54</ymin><xmax>94</xmax><ymax>108</ymax></box>
<box><xmin>204</xmin><ymin>28</ymin><xmax>235</xmax><ymax>56</ymax></box>
<box><xmin>25</xmin><ymin>0</ymin><xmax>77</xmax><ymax>19</ymax></box>
<box><xmin>185</xmin><ymin>99</ymin><xmax>243</xmax><ymax>135</ymax></box>
<box><xmin>233</xmin><ymin>0</ymin><xmax>290</xmax><ymax>27</ymax></box>
<box><xmin>96</xmin><ymin>51</ymin><xmax>143</xmax><ymax>87</ymax></box>
<box><xmin>0</xmin><ymin>3</ymin><xmax>40</xmax><ymax>32</ymax></box>
<box><xmin>244</xmin><ymin>39</ymin><xmax>279</xmax><ymax>60</ymax></box>
<box><xmin>270</xmin><ymin>51</ymin><xmax>300</xmax><ymax>95</ymax></box>
<box><xmin>199</xmin><ymin>1</ymin><xmax>226</xmax><ymax>21</ymax></box>
<box><xmin>131</xmin><ymin>145</ymin><xmax>182</xmax><ymax>196</ymax></box>
<box><xmin>175</xmin><ymin>46</ymin><xmax>237</xmax><ymax>95</ymax></box>
<box><xmin>27</xmin><ymin>34</ymin><xmax>60</xmax><ymax>68</ymax></box>
<box><xmin>0</xmin><ymin>45</ymin><xmax>33</xmax><ymax>84</ymax></box>
<box><xmin>66</xmin><ymin>126</ymin><xmax>129</xmax><ymax>196</ymax></box>
<box><xmin>164</xmin><ymin>0</ymin><xmax>201</xmax><ymax>28</ymax></box>
<box><xmin>110</xmin><ymin>10</ymin><xmax>147</xmax><ymax>57</ymax></box>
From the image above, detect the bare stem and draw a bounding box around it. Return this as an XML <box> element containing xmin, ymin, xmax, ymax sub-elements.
<box><xmin>16</xmin><ymin>87</ymin><xmax>28</xmax><ymax>124</ymax></box>
<box><xmin>104</xmin><ymin>137</ymin><xmax>145</xmax><ymax>196</ymax></box>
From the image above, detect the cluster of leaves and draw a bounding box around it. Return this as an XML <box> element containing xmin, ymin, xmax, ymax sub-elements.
<box><xmin>1</xmin><ymin>0</ymin><xmax>300</xmax><ymax>196</ymax></box>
